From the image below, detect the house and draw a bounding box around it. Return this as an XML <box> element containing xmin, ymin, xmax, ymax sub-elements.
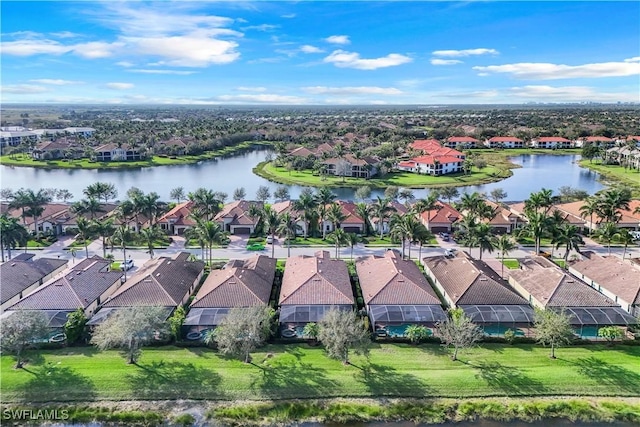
<box><xmin>568</xmin><ymin>252</ymin><xmax>640</xmax><ymax>317</ymax></box>
<box><xmin>371</xmin><ymin>200</ymin><xmax>408</xmax><ymax>235</ymax></box>
<box><xmin>0</xmin><ymin>254</ymin><xmax>68</xmax><ymax>313</ymax></box>
<box><xmin>553</xmin><ymin>200</ymin><xmax>639</xmax><ymax>232</ymax></box>
<box><xmin>289</xmin><ymin>146</ymin><xmax>316</xmax><ymax>158</ymax></box>
<box><xmin>184</xmin><ymin>255</ymin><xmax>276</xmax><ymax>339</ymax></box>
<box><xmin>6</xmin><ymin>256</ymin><xmax>123</xmax><ymax>328</ymax></box>
<box><xmin>279</xmin><ymin>251</ymin><xmax>354</xmax><ymax>337</ymax></box>
<box><xmin>214</xmin><ymin>200</ymin><xmax>263</xmax><ymax>235</ymax></box>
<box><xmin>485</xmin><ymin>136</ymin><xmax>525</xmax><ymax>149</ymax></box>
<box><xmin>508</xmin><ymin>256</ymin><xmax>636</xmax><ymax>338</ymax></box>
<box><xmin>508</xmin><ymin>202</ymin><xmax>587</xmax><ymax>231</ymax></box>
<box><xmin>397</xmin><ymin>155</ymin><xmax>463</xmax><ymax>176</ymax></box>
<box><xmin>418</xmin><ymin>201</ymin><xmax>461</xmax><ymax>233</ymax></box>
<box><xmin>423</xmin><ymin>251</ymin><xmax>535</xmax><ymax>336</ymax></box>
<box><xmin>531</xmin><ymin>137</ymin><xmax>572</xmax><ymax>149</ymax></box>
<box><xmin>0</xmin><ymin>130</ymin><xmax>38</xmax><ymax>149</ymax></box>
<box><xmin>89</xmin><ymin>252</ymin><xmax>205</xmax><ymax>325</ymax></box>
<box><xmin>31</xmin><ymin>139</ymin><xmax>77</xmax><ymax>160</ymax></box>
<box><xmin>356</xmin><ymin>250</ymin><xmax>446</xmax><ymax>337</ymax></box>
<box><xmin>6</xmin><ymin>203</ymin><xmax>70</xmax><ymax>234</ymax></box>
<box><xmin>272</xmin><ymin>200</ymin><xmax>306</xmax><ymax>236</ymax></box>
<box><xmin>63</xmin><ymin>127</ymin><xmax>95</xmax><ymax>138</ymax></box>
<box><xmin>605</xmin><ymin>146</ymin><xmax>640</xmax><ymax>169</ymax></box>
<box><xmin>322</xmin><ymin>154</ymin><xmax>379</xmax><ymax>178</ymax></box>
<box><xmin>321</xmin><ymin>201</ymin><xmax>366</xmax><ymax>234</ymax></box>
<box><xmin>409</xmin><ymin>139</ymin><xmax>442</xmax><ymax>153</ymax></box>
<box><xmin>578</xmin><ymin>136</ymin><xmax>615</xmax><ymax>148</ymax></box>
<box><xmin>156</xmin><ymin>137</ymin><xmax>191</xmax><ymax>156</ymax></box>
<box><xmin>157</xmin><ymin>201</ymin><xmax>197</xmax><ymax>235</ymax></box>
<box><xmin>483</xmin><ymin>200</ymin><xmax>521</xmax><ymax>233</ymax></box>
<box><xmin>445</xmin><ymin>136</ymin><xmax>479</xmax><ymax>149</ymax></box>
<box><xmin>94</xmin><ymin>143</ymin><xmax>142</xmax><ymax>161</ymax></box>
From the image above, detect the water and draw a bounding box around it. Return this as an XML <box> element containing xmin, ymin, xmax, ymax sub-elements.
<box><xmin>0</xmin><ymin>152</ymin><xmax>605</xmax><ymax>202</ymax></box>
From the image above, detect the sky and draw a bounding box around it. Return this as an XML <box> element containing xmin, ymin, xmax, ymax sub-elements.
<box><xmin>1</xmin><ymin>1</ymin><xmax>639</xmax><ymax>105</ymax></box>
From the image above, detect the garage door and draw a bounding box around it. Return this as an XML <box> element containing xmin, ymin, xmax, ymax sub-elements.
<box><xmin>343</xmin><ymin>227</ymin><xmax>361</xmax><ymax>234</ymax></box>
<box><xmin>431</xmin><ymin>226</ymin><xmax>450</xmax><ymax>233</ymax></box>
<box><xmin>233</xmin><ymin>227</ymin><xmax>251</xmax><ymax>235</ymax></box>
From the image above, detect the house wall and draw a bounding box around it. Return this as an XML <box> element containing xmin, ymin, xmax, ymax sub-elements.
<box><xmin>422</xmin><ymin>265</ymin><xmax>455</xmax><ymax>308</ymax></box>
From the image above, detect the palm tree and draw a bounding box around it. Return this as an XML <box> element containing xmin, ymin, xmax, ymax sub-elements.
<box><xmin>595</xmin><ymin>187</ymin><xmax>632</xmax><ymax>224</ymax></box>
<box><xmin>458</xmin><ymin>191</ymin><xmax>485</xmax><ymax>220</ymax></box>
<box><xmin>92</xmin><ymin>218</ymin><xmax>115</xmax><ymax>258</ymax></box>
<box><xmin>579</xmin><ymin>196</ymin><xmax>600</xmax><ymax>235</ymax></box>
<box><xmin>594</xmin><ymin>222</ymin><xmax>620</xmax><ymax>255</ymax></box>
<box><xmin>140</xmin><ymin>226</ymin><xmax>164</xmax><ymax>259</ymax></box>
<box><xmin>0</xmin><ymin>213</ymin><xmax>29</xmax><ymax>262</ymax></box>
<box><xmin>521</xmin><ymin>210</ymin><xmax>552</xmax><ymax>254</ymax></box>
<box><xmin>345</xmin><ymin>232</ymin><xmax>361</xmax><ymax>261</ymax></box>
<box><xmin>389</xmin><ymin>213</ymin><xmax>407</xmax><ymax>258</ymax></box>
<box><xmin>137</xmin><ymin>192</ymin><xmax>163</xmax><ymax>227</ymax></box>
<box><xmin>355</xmin><ymin>202</ymin><xmax>372</xmax><ymax>236</ymax></box>
<box><xmin>459</xmin><ymin>215</ymin><xmax>479</xmax><ymax>254</ymax></box>
<box><xmin>292</xmin><ymin>190</ymin><xmax>317</xmax><ymax>239</ymax></box>
<box><xmin>260</xmin><ymin>205</ymin><xmax>282</xmax><ymax>259</ymax></box>
<box><xmin>71</xmin><ymin>197</ymin><xmax>104</xmax><ymax>219</ymax></box>
<box><xmin>188</xmin><ymin>188</ymin><xmax>221</xmax><ymax>221</ymax></box>
<box><xmin>190</xmin><ymin>218</ymin><xmax>228</xmax><ymax>266</ymax></box>
<box><xmin>475</xmin><ymin>223</ymin><xmax>494</xmax><ymax>260</ymax></box>
<box><xmin>24</xmin><ymin>189</ymin><xmax>52</xmax><ymax>237</ymax></box>
<box><xmin>369</xmin><ymin>196</ymin><xmax>396</xmax><ymax>239</ymax></box>
<box><xmin>315</xmin><ymin>188</ymin><xmax>336</xmax><ymax>239</ymax></box>
<box><xmin>327</xmin><ymin>202</ymin><xmax>347</xmax><ymax>233</ymax></box>
<box><xmin>83</xmin><ymin>182</ymin><xmax>117</xmax><ymax>204</ymax></box>
<box><xmin>617</xmin><ymin>228</ymin><xmax>635</xmax><ymax>260</ymax></box>
<box><xmin>8</xmin><ymin>188</ymin><xmax>30</xmax><ymax>226</ymax></box>
<box><xmin>75</xmin><ymin>217</ymin><xmax>95</xmax><ymax>258</ymax></box>
<box><xmin>276</xmin><ymin>212</ymin><xmax>300</xmax><ymax>258</ymax></box>
<box><xmin>525</xmin><ymin>188</ymin><xmax>555</xmax><ymax>214</ymax></box>
<box><xmin>438</xmin><ymin>187</ymin><xmax>459</xmax><ymax>205</ymax></box>
<box><xmin>412</xmin><ymin>193</ymin><xmax>439</xmax><ymax>230</ymax></box>
<box><xmin>493</xmin><ymin>234</ymin><xmax>517</xmax><ymax>279</ymax></box>
<box><xmin>327</xmin><ymin>228</ymin><xmax>348</xmax><ymax>259</ymax></box>
<box><xmin>552</xmin><ymin>224</ymin><xmax>584</xmax><ymax>262</ymax></box>
<box><xmin>110</xmin><ymin>225</ymin><xmax>134</xmax><ymax>281</ymax></box>
<box><xmin>412</xmin><ymin>223</ymin><xmax>433</xmax><ymax>263</ymax></box>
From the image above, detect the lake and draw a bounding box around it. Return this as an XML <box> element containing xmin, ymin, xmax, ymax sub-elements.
<box><xmin>0</xmin><ymin>151</ymin><xmax>605</xmax><ymax>202</ymax></box>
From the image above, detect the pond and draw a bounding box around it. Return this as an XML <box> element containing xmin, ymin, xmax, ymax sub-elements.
<box><xmin>0</xmin><ymin>151</ymin><xmax>605</xmax><ymax>202</ymax></box>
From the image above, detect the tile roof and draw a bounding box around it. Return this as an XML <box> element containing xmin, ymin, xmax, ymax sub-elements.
<box><xmin>157</xmin><ymin>201</ymin><xmax>196</xmax><ymax>225</ymax></box>
<box><xmin>411</xmin><ymin>155</ymin><xmax>462</xmax><ymax>165</ymax></box>
<box><xmin>410</xmin><ymin>139</ymin><xmax>442</xmax><ymax>152</ymax></box>
<box><xmin>555</xmin><ymin>201</ymin><xmax>639</xmax><ymax>226</ymax></box>
<box><xmin>214</xmin><ymin>200</ymin><xmax>262</xmax><ymax>226</ymax></box>
<box><xmin>423</xmin><ymin>252</ymin><xmax>527</xmax><ymax>306</ymax></box>
<box><xmin>447</xmin><ymin>136</ymin><xmax>479</xmax><ymax>143</ymax></box>
<box><xmin>537</xmin><ymin>137</ymin><xmax>571</xmax><ymax>142</ymax></box>
<box><xmin>1</xmin><ymin>257</ymin><xmax>68</xmax><ymax>305</ymax></box>
<box><xmin>488</xmin><ymin>136</ymin><xmax>524</xmax><ymax>143</ymax></box>
<box><xmin>9</xmin><ymin>257</ymin><xmax>122</xmax><ymax>311</ymax></box>
<box><xmin>356</xmin><ymin>250</ymin><xmax>441</xmax><ymax>305</ymax></box>
<box><xmin>289</xmin><ymin>147</ymin><xmax>315</xmax><ymax>157</ymax></box>
<box><xmin>509</xmin><ymin>256</ymin><xmax>618</xmax><ymax>308</ymax></box>
<box><xmin>103</xmin><ymin>252</ymin><xmax>204</xmax><ymax>308</ymax></box>
<box><xmin>420</xmin><ymin>201</ymin><xmax>461</xmax><ymax>225</ymax></box>
<box><xmin>583</xmin><ymin>136</ymin><xmax>613</xmax><ymax>142</ymax></box>
<box><xmin>191</xmin><ymin>255</ymin><xmax>276</xmax><ymax>308</ymax></box>
<box><xmin>570</xmin><ymin>252</ymin><xmax>640</xmax><ymax>305</ymax></box>
<box><xmin>280</xmin><ymin>251</ymin><xmax>354</xmax><ymax>305</ymax></box>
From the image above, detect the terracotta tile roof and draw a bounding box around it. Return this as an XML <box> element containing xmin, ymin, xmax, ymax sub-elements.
<box><xmin>429</xmin><ymin>147</ymin><xmax>465</xmax><ymax>158</ymax></box>
<box><xmin>411</xmin><ymin>155</ymin><xmax>462</xmax><ymax>165</ymax></box>
<box><xmin>398</xmin><ymin>160</ymin><xmax>416</xmax><ymax>168</ymax></box>
<box><xmin>103</xmin><ymin>252</ymin><xmax>204</xmax><ymax>308</ymax></box>
<box><xmin>488</xmin><ymin>136</ymin><xmax>523</xmax><ymax>143</ymax></box>
<box><xmin>410</xmin><ymin>139</ymin><xmax>441</xmax><ymax>151</ymax></box>
<box><xmin>583</xmin><ymin>136</ymin><xmax>613</xmax><ymax>142</ymax></box>
<box><xmin>1</xmin><ymin>257</ymin><xmax>68</xmax><ymax>305</ymax></box>
<box><xmin>423</xmin><ymin>252</ymin><xmax>527</xmax><ymax>306</ymax></box>
<box><xmin>272</xmin><ymin>200</ymin><xmax>301</xmax><ymax>216</ymax></box>
<box><xmin>191</xmin><ymin>255</ymin><xmax>276</xmax><ymax>308</ymax></box>
<box><xmin>157</xmin><ymin>201</ymin><xmax>195</xmax><ymax>224</ymax></box>
<box><xmin>94</xmin><ymin>143</ymin><xmax>139</xmax><ymax>152</ymax></box>
<box><xmin>214</xmin><ymin>200</ymin><xmax>262</xmax><ymax>226</ymax></box>
<box><xmin>509</xmin><ymin>256</ymin><xmax>618</xmax><ymax>308</ymax></box>
<box><xmin>9</xmin><ymin>257</ymin><xmax>122</xmax><ymax>311</ymax></box>
<box><xmin>484</xmin><ymin>201</ymin><xmax>515</xmax><ymax>226</ymax></box>
<box><xmin>420</xmin><ymin>201</ymin><xmax>461</xmax><ymax>225</ymax></box>
<box><xmin>570</xmin><ymin>252</ymin><xmax>640</xmax><ymax>306</ymax></box>
<box><xmin>280</xmin><ymin>251</ymin><xmax>353</xmax><ymax>305</ymax></box>
<box><xmin>447</xmin><ymin>136</ymin><xmax>479</xmax><ymax>143</ymax></box>
<box><xmin>555</xmin><ymin>201</ymin><xmax>639</xmax><ymax>227</ymax></box>
<box><xmin>289</xmin><ymin>147</ymin><xmax>315</xmax><ymax>157</ymax></box>
<box><xmin>537</xmin><ymin>137</ymin><xmax>571</xmax><ymax>142</ymax></box>
<box><xmin>356</xmin><ymin>250</ymin><xmax>441</xmax><ymax>305</ymax></box>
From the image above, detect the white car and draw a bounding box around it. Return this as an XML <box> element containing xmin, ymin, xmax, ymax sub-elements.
<box><xmin>266</xmin><ymin>236</ymin><xmax>276</xmax><ymax>244</ymax></box>
<box><xmin>122</xmin><ymin>259</ymin><xmax>135</xmax><ymax>271</ymax></box>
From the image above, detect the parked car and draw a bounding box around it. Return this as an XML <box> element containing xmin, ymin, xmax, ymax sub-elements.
<box><xmin>266</xmin><ymin>236</ymin><xmax>276</xmax><ymax>244</ymax></box>
<box><xmin>123</xmin><ymin>259</ymin><xmax>135</xmax><ymax>271</ymax></box>
<box><xmin>444</xmin><ymin>248</ymin><xmax>457</xmax><ymax>257</ymax></box>
<box><xmin>538</xmin><ymin>251</ymin><xmax>552</xmax><ymax>259</ymax></box>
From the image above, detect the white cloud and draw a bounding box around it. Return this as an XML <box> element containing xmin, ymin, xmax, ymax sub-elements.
<box><xmin>324</xmin><ymin>50</ymin><xmax>412</xmax><ymax>70</ymax></box>
<box><xmin>300</xmin><ymin>45</ymin><xmax>323</xmax><ymax>54</ymax></box>
<box><xmin>49</xmin><ymin>31</ymin><xmax>80</xmax><ymax>39</ymax></box>
<box><xmin>106</xmin><ymin>82</ymin><xmax>134</xmax><ymax>90</ymax></box>
<box><xmin>473</xmin><ymin>60</ymin><xmax>640</xmax><ymax>79</ymax></box>
<box><xmin>431</xmin><ymin>58</ymin><xmax>463</xmax><ymax>66</ymax></box>
<box><xmin>29</xmin><ymin>79</ymin><xmax>84</xmax><ymax>85</ymax></box>
<box><xmin>0</xmin><ymin>37</ymin><xmax>121</xmax><ymax>58</ymax></box>
<box><xmin>236</xmin><ymin>86</ymin><xmax>267</xmax><ymax>92</ymax></box>
<box><xmin>281</xmin><ymin>14</ymin><xmax>296</xmax><ymax>19</ymax></box>
<box><xmin>72</xmin><ymin>41</ymin><xmax>121</xmax><ymax>58</ymax></box>
<box><xmin>215</xmin><ymin>94</ymin><xmax>309</xmax><ymax>104</ymax></box>
<box><xmin>129</xmin><ymin>69</ymin><xmax>197</xmax><ymax>75</ymax></box>
<box><xmin>432</xmin><ymin>48</ymin><xmax>499</xmax><ymax>57</ymax></box>
<box><xmin>1</xmin><ymin>84</ymin><xmax>49</xmax><ymax>94</ymax></box>
<box><xmin>242</xmin><ymin>24</ymin><xmax>279</xmax><ymax>32</ymax></box>
<box><xmin>324</xmin><ymin>35</ymin><xmax>350</xmax><ymax>45</ymax></box>
<box><xmin>624</xmin><ymin>57</ymin><xmax>640</xmax><ymax>63</ymax></box>
<box><xmin>116</xmin><ymin>61</ymin><xmax>134</xmax><ymax>67</ymax></box>
<box><xmin>302</xmin><ymin>86</ymin><xmax>403</xmax><ymax>95</ymax></box>
<box><xmin>509</xmin><ymin>85</ymin><xmax>638</xmax><ymax>102</ymax></box>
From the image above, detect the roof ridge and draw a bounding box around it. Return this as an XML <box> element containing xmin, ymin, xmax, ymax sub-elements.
<box><xmin>62</xmin><ymin>276</ymin><xmax>86</xmax><ymax>307</ymax></box>
<box><xmin>545</xmin><ymin>272</ymin><xmax>566</xmax><ymax>306</ymax></box>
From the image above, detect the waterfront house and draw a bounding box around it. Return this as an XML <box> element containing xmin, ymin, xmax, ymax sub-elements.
<box><xmin>320</xmin><ymin>200</ymin><xmax>366</xmax><ymax>234</ymax></box>
<box><xmin>508</xmin><ymin>256</ymin><xmax>636</xmax><ymax>338</ymax></box>
<box><xmin>445</xmin><ymin>136</ymin><xmax>479</xmax><ymax>149</ymax></box>
<box><xmin>418</xmin><ymin>201</ymin><xmax>461</xmax><ymax>233</ymax></box>
<box><xmin>214</xmin><ymin>200</ymin><xmax>263</xmax><ymax>235</ymax></box>
<box><xmin>553</xmin><ymin>200</ymin><xmax>639</xmax><ymax>232</ymax></box>
<box><xmin>485</xmin><ymin>136</ymin><xmax>525</xmax><ymax>149</ymax></box>
<box><xmin>483</xmin><ymin>200</ymin><xmax>521</xmax><ymax>233</ymax></box>
<box><xmin>371</xmin><ymin>200</ymin><xmax>408</xmax><ymax>235</ymax></box>
<box><xmin>322</xmin><ymin>154</ymin><xmax>379</xmax><ymax>178</ymax></box>
<box><xmin>184</xmin><ymin>255</ymin><xmax>276</xmax><ymax>339</ymax></box>
<box><xmin>94</xmin><ymin>143</ymin><xmax>142</xmax><ymax>162</ymax></box>
<box><xmin>279</xmin><ymin>251</ymin><xmax>354</xmax><ymax>337</ymax></box>
<box><xmin>157</xmin><ymin>201</ymin><xmax>197</xmax><ymax>235</ymax></box>
<box><xmin>397</xmin><ymin>155</ymin><xmax>463</xmax><ymax>176</ymax></box>
<box><xmin>0</xmin><ymin>129</ymin><xmax>38</xmax><ymax>149</ymax></box>
<box><xmin>423</xmin><ymin>251</ymin><xmax>535</xmax><ymax>336</ymax></box>
<box><xmin>272</xmin><ymin>200</ymin><xmax>307</xmax><ymax>236</ymax></box>
<box><xmin>357</xmin><ymin>250</ymin><xmax>446</xmax><ymax>337</ymax></box>
<box><xmin>0</xmin><ymin>254</ymin><xmax>68</xmax><ymax>313</ymax></box>
<box><xmin>578</xmin><ymin>136</ymin><xmax>615</xmax><ymax>148</ymax></box>
<box><xmin>531</xmin><ymin>137</ymin><xmax>572</xmax><ymax>149</ymax></box>
<box><xmin>568</xmin><ymin>252</ymin><xmax>640</xmax><ymax>317</ymax></box>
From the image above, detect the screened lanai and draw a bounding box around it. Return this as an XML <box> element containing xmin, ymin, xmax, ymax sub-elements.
<box><xmin>460</xmin><ymin>304</ymin><xmax>535</xmax><ymax>336</ymax></box>
<box><xmin>279</xmin><ymin>305</ymin><xmax>353</xmax><ymax>338</ymax></box>
<box><xmin>555</xmin><ymin>306</ymin><xmax>637</xmax><ymax>339</ymax></box>
<box><xmin>368</xmin><ymin>304</ymin><xmax>447</xmax><ymax>338</ymax></box>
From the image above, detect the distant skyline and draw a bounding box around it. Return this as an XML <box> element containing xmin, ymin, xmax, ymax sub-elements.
<box><xmin>1</xmin><ymin>1</ymin><xmax>639</xmax><ymax>105</ymax></box>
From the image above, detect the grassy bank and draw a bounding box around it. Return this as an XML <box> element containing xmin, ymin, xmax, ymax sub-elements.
<box><xmin>0</xmin><ymin>141</ymin><xmax>268</xmax><ymax>170</ymax></box>
<box><xmin>578</xmin><ymin>159</ymin><xmax>640</xmax><ymax>197</ymax></box>
<box><xmin>2</xmin><ymin>343</ymin><xmax>639</xmax><ymax>403</ymax></box>
<box><xmin>253</xmin><ymin>161</ymin><xmax>513</xmax><ymax>189</ymax></box>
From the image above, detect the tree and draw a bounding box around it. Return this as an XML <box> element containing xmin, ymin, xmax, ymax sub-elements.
<box><xmin>9</xmin><ymin>188</ymin><xmax>31</xmax><ymax>226</ymax></box>
<box><xmin>91</xmin><ymin>306</ymin><xmax>168</xmax><ymax>364</ymax></box>
<box><xmin>594</xmin><ymin>222</ymin><xmax>620</xmax><ymax>255</ymax></box>
<box><xmin>24</xmin><ymin>189</ymin><xmax>52</xmax><ymax>236</ymax></box>
<box><xmin>369</xmin><ymin>196</ymin><xmax>396</xmax><ymax>239</ymax></box>
<box><xmin>140</xmin><ymin>226</ymin><xmax>164</xmax><ymax>259</ymax></box>
<box><xmin>345</xmin><ymin>232</ymin><xmax>361</xmax><ymax>261</ymax></box>
<box><xmin>595</xmin><ymin>187</ymin><xmax>631</xmax><ymax>224</ymax></box>
<box><xmin>384</xmin><ymin>186</ymin><xmax>399</xmax><ymax>200</ymax></box>
<box><xmin>436</xmin><ymin>308</ymin><xmax>483</xmax><ymax>361</ymax></box>
<box><xmin>259</xmin><ymin>205</ymin><xmax>281</xmax><ymax>259</ymax></box>
<box><xmin>170</xmin><ymin>187</ymin><xmax>185</xmax><ymax>204</ymax></box>
<box><xmin>84</xmin><ymin>182</ymin><xmax>117</xmax><ymax>204</ymax></box>
<box><xmin>617</xmin><ymin>228</ymin><xmax>636</xmax><ymax>260</ymax></box>
<box><xmin>520</xmin><ymin>210</ymin><xmax>552</xmax><ymax>254</ymax></box>
<box><xmin>534</xmin><ymin>308</ymin><xmax>573</xmax><ymax>359</ymax></box>
<box><xmin>398</xmin><ymin>188</ymin><xmax>415</xmax><ymax>205</ymax></box>
<box><xmin>315</xmin><ymin>188</ymin><xmax>336</xmax><ymax>239</ymax></box>
<box><xmin>475</xmin><ymin>222</ymin><xmax>494</xmax><ymax>260</ymax></box>
<box><xmin>64</xmin><ymin>308</ymin><xmax>87</xmax><ymax>345</ymax></box>
<box><xmin>75</xmin><ymin>217</ymin><xmax>95</xmax><ymax>258</ymax></box>
<box><xmin>188</xmin><ymin>188</ymin><xmax>222</xmax><ymax>221</ymax></box>
<box><xmin>0</xmin><ymin>310</ymin><xmax>50</xmax><ymax>368</ymax></box>
<box><xmin>273</xmin><ymin>186</ymin><xmax>290</xmax><ymax>202</ymax></box>
<box><xmin>110</xmin><ymin>225</ymin><xmax>134</xmax><ymax>281</ymax></box>
<box><xmin>168</xmin><ymin>305</ymin><xmax>186</xmax><ymax>342</ymax></box>
<box><xmin>317</xmin><ymin>308</ymin><xmax>370</xmax><ymax>365</ymax></box>
<box><xmin>233</xmin><ymin>187</ymin><xmax>246</xmax><ymax>201</ymax></box>
<box><xmin>293</xmin><ymin>190</ymin><xmax>317</xmax><ymax>239</ymax></box>
<box><xmin>598</xmin><ymin>326</ymin><xmax>623</xmax><ymax>345</ymax></box>
<box><xmin>579</xmin><ymin>196</ymin><xmax>600</xmax><ymax>235</ymax></box>
<box><xmin>276</xmin><ymin>212</ymin><xmax>301</xmax><ymax>258</ymax></box>
<box><xmin>302</xmin><ymin>322</ymin><xmax>320</xmax><ymax>343</ymax></box>
<box><xmin>210</xmin><ymin>306</ymin><xmax>274</xmax><ymax>363</ymax></box>
<box><xmin>127</xmin><ymin>186</ymin><xmax>144</xmax><ymax>201</ymax></box>
<box><xmin>328</xmin><ymin>228</ymin><xmax>348</xmax><ymax>259</ymax></box>
<box><xmin>0</xmin><ymin>213</ymin><xmax>29</xmax><ymax>262</ymax></box>
<box><xmin>255</xmin><ymin>185</ymin><xmax>271</xmax><ymax>203</ymax></box>
<box><xmin>405</xmin><ymin>325</ymin><xmax>430</xmax><ymax>345</ymax></box>
<box><xmin>489</xmin><ymin>188</ymin><xmax>508</xmax><ymax>204</ymax></box>
<box><xmin>136</xmin><ymin>192</ymin><xmax>163</xmax><ymax>226</ymax></box>
<box><xmin>355</xmin><ymin>202</ymin><xmax>372</xmax><ymax>236</ymax></box>
<box><xmin>335</xmin><ymin>159</ymin><xmax>352</xmax><ymax>182</ymax></box>
<box><xmin>552</xmin><ymin>224</ymin><xmax>584</xmax><ymax>262</ymax></box>
<box><xmin>493</xmin><ymin>234</ymin><xmax>517</xmax><ymax>279</ymax></box>
<box><xmin>438</xmin><ymin>187</ymin><xmax>459</xmax><ymax>204</ymax></box>
<box><xmin>56</xmin><ymin>189</ymin><xmax>74</xmax><ymax>203</ymax></box>
<box><xmin>354</xmin><ymin>185</ymin><xmax>372</xmax><ymax>202</ymax></box>
<box><xmin>92</xmin><ymin>218</ymin><xmax>114</xmax><ymax>258</ymax></box>
<box><xmin>71</xmin><ymin>197</ymin><xmax>104</xmax><ymax>220</ymax></box>
<box><xmin>189</xmin><ymin>218</ymin><xmax>228</xmax><ymax>266</ymax></box>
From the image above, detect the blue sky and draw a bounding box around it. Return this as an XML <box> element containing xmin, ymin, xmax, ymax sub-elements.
<box><xmin>1</xmin><ymin>1</ymin><xmax>639</xmax><ymax>105</ymax></box>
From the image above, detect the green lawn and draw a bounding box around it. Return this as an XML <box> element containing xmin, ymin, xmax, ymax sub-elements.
<box><xmin>2</xmin><ymin>343</ymin><xmax>639</xmax><ymax>403</ymax></box>
<box><xmin>502</xmin><ymin>259</ymin><xmax>520</xmax><ymax>269</ymax></box>
<box><xmin>578</xmin><ymin>159</ymin><xmax>640</xmax><ymax>197</ymax></box>
<box><xmin>553</xmin><ymin>259</ymin><xmax>567</xmax><ymax>268</ymax></box>
<box><xmin>25</xmin><ymin>239</ymin><xmax>53</xmax><ymax>248</ymax></box>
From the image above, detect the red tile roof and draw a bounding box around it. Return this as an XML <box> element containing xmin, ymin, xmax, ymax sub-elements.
<box><xmin>410</xmin><ymin>139</ymin><xmax>442</xmax><ymax>152</ymax></box>
<box><xmin>447</xmin><ymin>136</ymin><xmax>479</xmax><ymax>143</ymax></box>
<box><xmin>537</xmin><ymin>137</ymin><xmax>571</xmax><ymax>142</ymax></box>
<box><xmin>420</xmin><ymin>201</ymin><xmax>461</xmax><ymax>225</ymax></box>
<box><xmin>488</xmin><ymin>136</ymin><xmax>523</xmax><ymax>143</ymax></box>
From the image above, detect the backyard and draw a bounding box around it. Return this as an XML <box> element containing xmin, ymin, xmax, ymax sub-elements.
<box><xmin>2</xmin><ymin>343</ymin><xmax>639</xmax><ymax>403</ymax></box>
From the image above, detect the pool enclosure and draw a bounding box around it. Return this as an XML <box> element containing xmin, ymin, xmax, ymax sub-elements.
<box><xmin>279</xmin><ymin>304</ymin><xmax>353</xmax><ymax>338</ymax></box>
<box><xmin>368</xmin><ymin>304</ymin><xmax>447</xmax><ymax>338</ymax></box>
<box><xmin>552</xmin><ymin>306</ymin><xmax>637</xmax><ymax>339</ymax></box>
<box><xmin>460</xmin><ymin>305</ymin><xmax>536</xmax><ymax>337</ymax></box>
